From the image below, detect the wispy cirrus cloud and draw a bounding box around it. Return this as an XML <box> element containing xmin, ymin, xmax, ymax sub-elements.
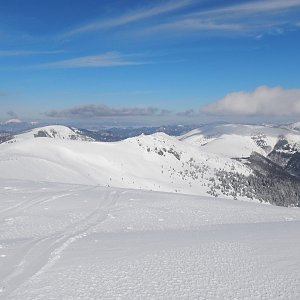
<box><xmin>202</xmin><ymin>86</ymin><xmax>300</xmax><ymax>116</ymax></box>
<box><xmin>63</xmin><ymin>0</ymin><xmax>196</xmax><ymax>36</ymax></box>
<box><xmin>195</xmin><ymin>0</ymin><xmax>300</xmax><ymax>17</ymax></box>
<box><xmin>36</xmin><ymin>52</ymin><xmax>146</xmax><ymax>69</ymax></box>
<box><xmin>45</xmin><ymin>104</ymin><xmax>166</xmax><ymax>119</ymax></box>
<box><xmin>0</xmin><ymin>50</ymin><xmax>64</xmax><ymax>56</ymax></box>
<box><xmin>149</xmin><ymin>19</ymin><xmax>242</xmax><ymax>33</ymax></box>
<box><xmin>144</xmin><ymin>0</ymin><xmax>300</xmax><ymax>36</ymax></box>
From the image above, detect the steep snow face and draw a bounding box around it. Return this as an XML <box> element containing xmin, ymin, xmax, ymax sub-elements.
<box><xmin>5</xmin><ymin>125</ymin><xmax>95</xmax><ymax>143</ymax></box>
<box><xmin>180</xmin><ymin>123</ymin><xmax>300</xmax><ymax>158</ymax></box>
<box><xmin>0</xmin><ymin>126</ymin><xmax>251</xmax><ymax>197</ymax></box>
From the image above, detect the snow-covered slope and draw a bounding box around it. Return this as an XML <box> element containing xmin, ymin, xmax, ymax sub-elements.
<box><xmin>4</xmin><ymin>118</ymin><xmax>23</xmax><ymax>124</ymax></box>
<box><xmin>5</xmin><ymin>125</ymin><xmax>95</xmax><ymax>143</ymax></box>
<box><xmin>1</xmin><ymin>124</ymin><xmax>300</xmax><ymax>206</ymax></box>
<box><xmin>0</xmin><ymin>125</ymin><xmax>250</xmax><ymax>198</ymax></box>
<box><xmin>180</xmin><ymin>123</ymin><xmax>300</xmax><ymax>158</ymax></box>
<box><xmin>1</xmin><ymin>125</ymin><xmax>300</xmax><ymax>298</ymax></box>
<box><xmin>283</xmin><ymin>121</ymin><xmax>300</xmax><ymax>132</ymax></box>
<box><xmin>0</xmin><ymin>180</ymin><xmax>299</xmax><ymax>299</ymax></box>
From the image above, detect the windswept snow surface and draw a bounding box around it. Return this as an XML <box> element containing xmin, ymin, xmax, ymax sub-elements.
<box><xmin>0</xmin><ymin>180</ymin><xmax>300</xmax><ymax>299</ymax></box>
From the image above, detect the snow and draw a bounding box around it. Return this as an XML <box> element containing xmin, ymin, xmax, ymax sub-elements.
<box><xmin>0</xmin><ymin>125</ymin><xmax>251</xmax><ymax>197</ymax></box>
<box><xmin>284</xmin><ymin>121</ymin><xmax>300</xmax><ymax>132</ymax></box>
<box><xmin>1</xmin><ymin>125</ymin><xmax>300</xmax><ymax>298</ymax></box>
<box><xmin>7</xmin><ymin>125</ymin><xmax>94</xmax><ymax>143</ymax></box>
<box><xmin>179</xmin><ymin>123</ymin><xmax>300</xmax><ymax>158</ymax></box>
<box><xmin>4</xmin><ymin>119</ymin><xmax>23</xmax><ymax>124</ymax></box>
<box><xmin>0</xmin><ymin>179</ymin><xmax>299</xmax><ymax>299</ymax></box>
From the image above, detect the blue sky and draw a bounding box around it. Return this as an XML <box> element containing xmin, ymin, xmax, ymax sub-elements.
<box><xmin>1</xmin><ymin>0</ymin><xmax>300</xmax><ymax>124</ymax></box>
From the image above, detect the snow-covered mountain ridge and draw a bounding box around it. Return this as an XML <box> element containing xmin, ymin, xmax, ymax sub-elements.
<box><xmin>180</xmin><ymin>123</ymin><xmax>300</xmax><ymax>175</ymax></box>
<box><xmin>0</xmin><ymin>125</ymin><xmax>251</xmax><ymax>199</ymax></box>
<box><xmin>179</xmin><ymin>123</ymin><xmax>300</xmax><ymax>157</ymax></box>
<box><xmin>4</xmin><ymin>125</ymin><xmax>95</xmax><ymax>143</ymax></box>
<box><xmin>1</xmin><ymin>124</ymin><xmax>300</xmax><ymax>207</ymax></box>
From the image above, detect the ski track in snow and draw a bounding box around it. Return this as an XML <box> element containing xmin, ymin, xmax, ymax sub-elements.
<box><xmin>0</xmin><ymin>182</ymin><xmax>119</xmax><ymax>298</ymax></box>
<box><xmin>0</xmin><ymin>180</ymin><xmax>299</xmax><ymax>299</ymax></box>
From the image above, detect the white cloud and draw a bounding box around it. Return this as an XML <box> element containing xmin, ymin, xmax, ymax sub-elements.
<box><xmin>202</xmin><ymin>86</ymin><xmax>300</xmax><ymax>116</ymax></box>
<box><xmin>147</xmin><ymin>0</ymin><xmax>300</xmax><ymax>36</ymax></box>
<box><xmin>197</xmin><ymin>0</ymin><xmax>300</xmax><ymax>17</ymax></box>
<box><xmin>37</xmin><ymin>52</ymin><xmax>145</xmax><ymax>69</ymax></box>
<box><xmin>153</xmin><ymin>19</ymin><xmax>241</xmax><ymax>32</ymax></box>
<box><xmin>58</xmin><ymin>0</ymin><xmax>300</xmax><ymax>39</ymax></box>
<box><xmin>0</xmin><ymin>50</ymin><xmax>63</xmax><ymax>56</ymax></box>
<box><xmin>64</xmin><ymin>0</ymin><xmax>195</xmax><ymax>36</ymax></box>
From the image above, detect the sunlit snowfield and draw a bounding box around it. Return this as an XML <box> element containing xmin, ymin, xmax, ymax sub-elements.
<box><xmin>0</xmin><ymin>179</ymin><xmax>300</xmax><ymax>299</ymax></box>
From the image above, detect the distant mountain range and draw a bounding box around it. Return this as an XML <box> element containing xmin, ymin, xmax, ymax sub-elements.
<box><xmin>0</xmin><ymin>121</ymin><xmax>196</xmax><ymax>141</ymax></box>
<box><xmin>1</xmin><ymin>122</ymin><xmax>300</xmax><ymax>207</ymax></box>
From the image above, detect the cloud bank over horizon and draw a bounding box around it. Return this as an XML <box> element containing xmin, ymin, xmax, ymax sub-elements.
<box><xmin>202</xmin><ymin>86</ymin><xmax>300</xmax><ymax>116</ymax></box>
<box><xmin>44</xmin><ymin>85</ymin><xmax>300</xmax><ymax>122</ymax></box>
<box><xmin>45</xmin><ymin>104</ymin><xmax>169</xmax><ymax>119</ymax></box>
